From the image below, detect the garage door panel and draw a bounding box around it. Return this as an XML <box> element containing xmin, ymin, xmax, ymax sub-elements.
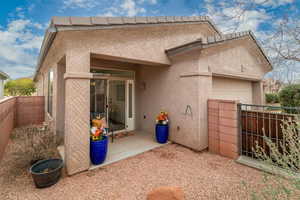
<box><xmin>212</xmin><ymin>77</ymin><xmax>253</xmax><ymax>104</ymax></box>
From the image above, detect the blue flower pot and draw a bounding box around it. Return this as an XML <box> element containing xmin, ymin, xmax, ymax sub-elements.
<box><xmin>90</xmin><ymin>136</ymin><xmax>108</xmax><ymax>165</ymax></box>
<box><xmin>155</xmin><ymin>124</ymin><xmax>169</xmax><ymax>144</ymax></box>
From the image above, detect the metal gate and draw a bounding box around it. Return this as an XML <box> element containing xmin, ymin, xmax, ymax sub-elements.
<box><xmin>238</xmin><ymin>103</ymin><xmax>300</xmax><ymax>159</ymax></box>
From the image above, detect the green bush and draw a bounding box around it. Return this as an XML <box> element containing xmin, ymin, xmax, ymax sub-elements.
<box><xmin>243</xmin><ymin>120</ymin><xmax>300</xmax><ymax>199</ymax></box>
<box><xmin>4</xmin><ymin>78</ymin><xmax>36</xmax><ymax>96</ymax></box>
<box><xmin>279</xmin><ymin>84</ymin><xmax>300</xmax><ymax>108</ymax></box>
<box><xmin>265</xmin><ymin>93</ymin><xmax>279</xmax><ymax>104</ymax></box>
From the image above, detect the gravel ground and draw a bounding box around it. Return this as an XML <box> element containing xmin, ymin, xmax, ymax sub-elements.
<box><xmin>0</xmin><ymin>139</ymin><xmax>268</xmax><ymax>200</ymax></box>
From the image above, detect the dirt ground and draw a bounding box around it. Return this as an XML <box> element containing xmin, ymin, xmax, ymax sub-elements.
<box><xmin>0</xmin><ymin>133</ymin><xmax>270</xmax><ymax>200</ymax></box>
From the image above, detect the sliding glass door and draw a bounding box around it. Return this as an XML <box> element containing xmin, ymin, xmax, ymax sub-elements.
<box><xmin>90</xmin><ymin>79</ymin><xmax>108</xmax><ymax>120</ymax></box>
<box><xmin>108</xmin><ymin>80</ymin><xmax>126</xmax><ymax>131</ymax></box>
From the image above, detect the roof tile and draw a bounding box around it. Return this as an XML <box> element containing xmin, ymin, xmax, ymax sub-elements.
<box><xmin>91</xmin><ymin>17</ymin><xmax>109</xmax><ymax>25</ymax></box>
<box><xmin>51</xmin><ymin>16</ymin><xmax>71</xmax><ymax>26</ymax></box>
<box><xmin>157</xmin><ymin>16</ymin><xmax>167</xmax><ymax>23</ymax></box>
<box><xmin>123</xmin><ymin>17</ymin><xmax>136</xmax><ymax>24</ymax></box>
<box><xmin>70</xmin><ymin>17</ymin><xmax>92</xmax><ymax>25</ymax></box>
<box><xmin>135</xmin><ymin>16</ymin><xmax>148</xmax><ymax>24</ymax></box>
<box><xmin>107</xmin><ymin>17</ymin><xmax>123</xmax><ymax>24</ymax></box>
<box><xmin>181</xmin><ymin>16</ymin><xmax>191</xmax><ymax>21</ymax></box>
<box><xmin>147</xmin><ymin>16</ymin><xmax>158</xmax><ymax>23</ymax></box>
<box><xmin>166</xmin><ymin>16</ymin><xmax>175</xmax><ymax>22</ymax></box>
<box><xmin>174</xmin><ymin>16</ymin><xmax>183</xmax><ymax>21</ymax></box>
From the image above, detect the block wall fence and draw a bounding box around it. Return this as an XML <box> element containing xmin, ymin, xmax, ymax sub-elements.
<box><xmin>208</xmin><ymin>99</ymin><xmax>239</xmax><ymax>159</ymax></box>
<box><xmin>0</xmin><ymin>96</ymin><xmax>44</xmax><ymax>161</ymax></box>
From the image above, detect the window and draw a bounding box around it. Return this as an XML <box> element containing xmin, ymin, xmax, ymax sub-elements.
<box><xmin>116</xmin><ymin>84</ymin><xmax>125</xmax><ymax>101</ymax></box>
<box><xmin>128</xmin><ymin>83</ymin><xmax>133</xmax><ymax>118</ymax></box>
<box><xmin>48</xmin><ymin>69</ymin><xmax>53</xmax><ymax>116</ymax></box>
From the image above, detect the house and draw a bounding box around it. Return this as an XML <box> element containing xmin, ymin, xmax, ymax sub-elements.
<box><xmin>0</xmin><ymin>71</ymin><xmax>9</xmax><ymax>99</ymax></box>
<box><xmin>262</xmin><ymin>78</ymin><xmax>283</xmax><ymax>94</ymax></box>
<box><xmin>34</xmin><ymin>16</ymin><xmax>272</xmax><ymax>175</ymax></box>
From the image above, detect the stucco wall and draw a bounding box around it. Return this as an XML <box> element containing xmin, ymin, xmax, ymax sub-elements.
<box><xmin>136</xmin><ymin>51</ymin><xmax>209</xmax><ymax>150</ymax></box>
<box><xmin>199</xmin><ymin>38</ymin><xmax>269</xmax><ymax>80</ymax></box>
<box><xmin>35</xmin><ymin>32</ymin><xmax>67</xmax><ymax>132</ymax></box>
<box><xmin>63</xmin><ymin>23</ymin><xmax>215</xmax><ymax>66</ymax></box>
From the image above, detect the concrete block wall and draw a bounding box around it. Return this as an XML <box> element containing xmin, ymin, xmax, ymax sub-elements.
<box><xmin>208</xmin><ymin>99</ymin><xmax>239</xmax><ymax>159</ymax></box>
<box><xmin>16</xmin><ymin>96</ymin><xmax>45</xmax><ymax>127</ymax></box>
<box><xmin>0</xmin><ymin>97</ymin><xmax>16</xmax><ymax>161</ymax></box>
<box><xmin>0</xmin><ymin>96</ymin><xmax>45</xmax><ymax>161</ymax></box>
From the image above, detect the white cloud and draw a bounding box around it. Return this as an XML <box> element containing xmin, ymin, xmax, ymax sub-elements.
<box><xmin>99</xmin><ymin>0</ymin><xmax>147</xmax><ymax>17</ymax></box>
<box><xmin>0</xmin><ymin>19</ymin><xmax>43</xmax><ymax>79</ymax></box>
<box><xmin>63</xmin><ymin>0</ymin><xmax>98</xmax><ymax>9</ymax></box>
<box><xmin>138</xmin><ymin>0</ymin><xmax>158</xmax><ymax>4</ymax></box>
<box><xmin>204</xmin><ymin>2</ymin><xmax>270</xmax><ymax>33</ymax></box>
<box><xmin>102</xmin><ymin>11</ymin><xmax>115</xmax><ymax>17</ymax></box>
<box><xmin>121</xmin><ymin>0</ymin><xmax>146</xmax><ymax>16</ymax></box>
<box><xmin>254</xmin><ymin>0</ymin><xmax>294</xmax><ymax>7</ymax></box>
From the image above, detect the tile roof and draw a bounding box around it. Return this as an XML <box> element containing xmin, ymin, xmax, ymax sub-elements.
<box><xmin>51</xmin><ymin>16</ymin><xmax>219</xmax><ymax>33</ymax></box>
<box><xmin>165</xmin><ymin>31</ymin><xmax>272</xmax><ymax>69</ymax></box>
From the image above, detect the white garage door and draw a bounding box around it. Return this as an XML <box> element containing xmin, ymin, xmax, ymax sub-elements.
<box><xmin>212</xmin><ymin>77</ymin><xmax>253</xmax><ymax>104</ymax></box>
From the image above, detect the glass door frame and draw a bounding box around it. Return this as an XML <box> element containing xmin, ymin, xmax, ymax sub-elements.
<box><xmin>91</xmin><ymin>69</ymin><xmax>135</xmax><ymax>133</ymax></box>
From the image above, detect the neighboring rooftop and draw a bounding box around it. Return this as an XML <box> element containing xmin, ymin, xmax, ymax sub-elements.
<box><xmin>0</xmin><ymin>71</ymin><xmax>9</xmax><ymax>80</ymax></box>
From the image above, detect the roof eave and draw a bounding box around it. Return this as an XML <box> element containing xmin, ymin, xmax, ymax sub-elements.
<box><xmin>33</xmin><ymin>26</ymin><xmax>57</xmax><ymax>81</ymax></box>
<box><xmin>0</xmin><ymin>71</ymin><xmax>9</xmax><ymax>80</ymax></box>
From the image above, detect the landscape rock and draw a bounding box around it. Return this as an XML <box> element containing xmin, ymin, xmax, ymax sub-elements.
<box><xmin>147</xmin><ymin>186</ymin><xmax>185</xmax><ymax>200</ymax></box>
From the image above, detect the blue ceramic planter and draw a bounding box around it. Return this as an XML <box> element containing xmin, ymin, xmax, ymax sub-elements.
<box><xmin>90</xmin><ymin>136</ymin><xmax>108</xmax><ymax>165</ymax></box>
<box><xmin>155</xmin><ymin>124</ymin><xmax>169</xmax><ymax>144</ymax></box>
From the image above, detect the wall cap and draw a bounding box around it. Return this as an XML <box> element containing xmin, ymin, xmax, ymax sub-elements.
<box><xmin>208</xmin><ymin>99</ymin><xmax>240</xmax><ymax>104</ymax></box>
<box><xmin>64</xmin><ymin>72</ymin><xmax>93</xmax><ymax>80</ymax></box>
<box><xmin>0</xmin><ymin>96</ymin><xmax>15</xmax><ymax>105</ymax></box>
<box><xmin>180</xmin><ymin>71</ymin><xmax>212</xmax><ymax>78</ymax></box>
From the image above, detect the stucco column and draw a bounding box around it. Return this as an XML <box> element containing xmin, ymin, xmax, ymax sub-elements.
<box><xmin>198</xmin><ymin>73</ymin><xmax>212</xmax><ymax>150</ymax></box>
<box><xmin>64</xmin><ymin>51</ymin><xmax>91</xmax><ymax>175</ymax></box>
<box><xmin>252</xmin><ymin>81</ymin><xmax>264</xmax><ymax>105</ymax></box>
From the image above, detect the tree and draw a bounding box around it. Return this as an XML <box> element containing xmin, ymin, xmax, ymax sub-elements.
<box><xmin>4</xmin><ymin>78</ymin><xmax>36</xmax><ymax>96</ymax></box>
<box><xmin>197</xmin><ymin>0</ymin><xmax>300</xmax><ymax>84</ymax></box>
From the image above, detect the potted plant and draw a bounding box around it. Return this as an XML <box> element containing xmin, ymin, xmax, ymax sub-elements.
<box><xmin>155</xmin><ymin>111</ymin><xmax>169</xmax><ymax>144</ymax></box>
<box><xmin>90</xmin><ymin>117</ymin><xmax>109</xmax><ymax>165</ymax></box>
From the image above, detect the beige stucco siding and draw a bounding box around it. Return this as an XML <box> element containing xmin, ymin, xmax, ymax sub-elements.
<box><xmin>136</xmin><ymin>51</ymin><xmax>208</xmax><ymax>150</ymax></box>
<box><xmin>63</xmin><ymin>23</ymin><xmax>215</xmax><ymax>66</ymax></box>
<box><xmin>212</xmin><ymin>77</ymin><xmax>253</xmax><ymax>104</ymax></box>
<box><xmin>199</xmin><ymin>38</ymin><xmax>269</xmax><ymax>80</ymax></box>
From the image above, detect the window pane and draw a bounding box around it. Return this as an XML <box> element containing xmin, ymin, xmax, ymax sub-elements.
<box><xmin>48</xmin><ymin>69</ymin><xmax>53</xmax><ymax>116</ymax></box>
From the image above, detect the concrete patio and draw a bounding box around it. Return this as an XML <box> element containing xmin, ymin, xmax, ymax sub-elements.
<box><xmin>58</xmin><ymin>131</ymin><xmax>167</xmax><ymax>170</ymax></box>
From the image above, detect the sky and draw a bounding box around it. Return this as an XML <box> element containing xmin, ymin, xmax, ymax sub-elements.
<box><xmin>0</xmin><ymin>0</ymin><xmax>299</xmax><ymax>79</ymax></box>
